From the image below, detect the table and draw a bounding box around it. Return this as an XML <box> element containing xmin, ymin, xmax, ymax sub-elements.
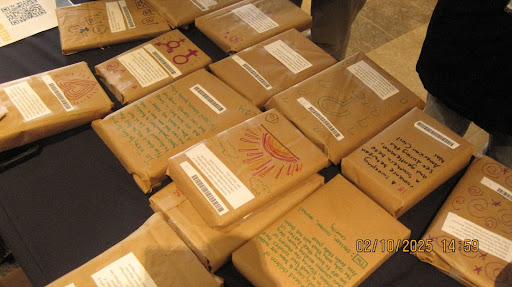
<box><xmin>0</xmin><ymin>3</ymin><xmax>463</xmax><ymax>286</ymax></box>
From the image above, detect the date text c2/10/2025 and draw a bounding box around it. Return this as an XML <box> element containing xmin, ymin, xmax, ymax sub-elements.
<box><xmin>356</xmin><ymin>239</ymin><xmax>434</xmax><ymax>253</ymax></box>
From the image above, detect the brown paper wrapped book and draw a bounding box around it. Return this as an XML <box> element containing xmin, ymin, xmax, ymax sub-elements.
<box><xmin>265</xmin><ymin>52</ymin><xmax>424</xmax><ymax>164</ymax></box>
<box><xmin>0</xmin><ymin>62</ymin><xmax>113</xmax><ymax>152</ymax></box>
<box><xmin>96</xmin><ymin>30</ymin><xmax>212</xmax><ymax>105</ymax></box>
<box><xmin>92</xmin><ymin>69</ymin><xmax>261</xmax><ymax>193</ymax></box>
<box><xmin>415</xmin><ymin>156</ymin><xmax>512</xmax><ymax>287</ymax></box>
<box><xmin>209</xmin><ymin>29</ymin><xmax>336</xmax><ymax>108</ymax></box>
<box><xmin>342</xmin><ymin>108</ymin><xmax>474</xmax><ymax>217</ymax></box>
<box><xmin>167</xmin><ymin>109</ymin><xmax>329</xmax><ymax>227</ymax></box>
<box><xmin>195</xmin><ymin>0</ymin><xmax>311</xmax><ymax>53</ymax></box>
<box><xmin>56</xmin><ymin>0</ymin><xmax>170</xmax><ymax>55</ymax></box>
<box><xmin>149</xmin><ymin>174</ymin><xmax>324</xmax><ymax>272</ymax></box>
<box><xmin>144</xmin><ymin>0</ymin><xmax>242</xmax><ymax>28</ymax></box>
<box><xmin>47</xmin><ymin>213</ymin><xmax>222</xmax><ymax>287</ymax></box>
<box><xmin>232</xmin><ymin>174</ymin><xmax>411</xmax><ymax>287</ymax></box>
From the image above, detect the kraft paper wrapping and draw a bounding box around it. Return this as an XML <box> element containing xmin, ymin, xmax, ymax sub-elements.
<box><xmin>195</xmin><ymin>0</ymin><xmax>311</xmax><ymax>53</ymax></box>
<box><xmin>56</xmin><ymin>0</ymin><xmax>170</xmax><ymax>55</ymax></box>
<box><xmin>342</xmin><ymin>108</ymin><xmax>474</xmax><ymax>218</ymax></box>
<box><xmin>92</xmin><ymin>69</ymin><xmax>261</xmax><ymax>193</ymax></box>
<box><xmin>149</xmin><ymin>174</ymin><xmax>324</xmax><ymax>272</ymax></box>
<box><xmin>144</xmin><ymin>0</ymin><xmax>242</xmax><ymax>28</ymax></box>
<box><xmin>167</xmin><ymin>109</ymin><xmax>329</xmax><ymax>228</ymax></box>
<box><xmin>209</xmin><ymin>28</ymin><xmax>336</xmax><ymax>108</ymax></box>
<box><xmin>415</xmin><ymin>156</ymin><xmax>512</xmax><ymax>287</ymax></box>
<box><xmin>265</xmin><ymin>52</ymin><xmax>424</xmax><ymax>164</ymax></box>
<box><xmin>232</xmin><ymin>174</ymin><xmax>411</xmax><ymax>287</ymax></box>
<box><xmin>96</xmin><ymin>30</ymin><xmax>212</xmax><ymax>105</ymax></box>
<box><xmin>47</xmin><ymin>213</ymin><xmax>222</xmax><ymax>287</ymax></box>
<box><xmin>0</xmin><ymin>62</ymin><xmax>113</xmax><ymax>152</ymax></box>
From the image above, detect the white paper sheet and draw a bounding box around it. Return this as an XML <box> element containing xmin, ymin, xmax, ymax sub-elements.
<box><xmin>0</xmin><ymin>0</ymin><xmax>58</xmax><ymax>47</ymax></box>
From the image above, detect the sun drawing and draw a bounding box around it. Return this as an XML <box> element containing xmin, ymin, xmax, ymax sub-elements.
<box><xmin>239</xmin><ymin>125</ymin><xmax>301</xmax><ymax>179</ymax></box>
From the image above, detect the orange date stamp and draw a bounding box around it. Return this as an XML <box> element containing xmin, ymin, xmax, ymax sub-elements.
<box><xmin>356</xmin><ymin>239</ymin><xmax>433</xmax><ymax>253</ymax></box>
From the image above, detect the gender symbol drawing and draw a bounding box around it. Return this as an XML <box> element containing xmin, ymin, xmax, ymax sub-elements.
<box><xmin>173</xmin><ymin>49</ymin><xmax>198</xmax><ymax>65</ymax></box>
<box><xmin>155</xmin><ymin>39</ymin><xmax>185</xmax><ymax>53</ymax></box>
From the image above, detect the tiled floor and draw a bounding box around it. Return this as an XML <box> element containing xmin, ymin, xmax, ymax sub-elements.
<box><xmin>303</xmin><ymin>0</ymin><xmax>489</xmax><ymax>155</ymax></box>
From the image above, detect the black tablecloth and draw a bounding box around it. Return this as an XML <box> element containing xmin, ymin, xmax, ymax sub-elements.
<box><xmin>0</xmin><ymin>5</ymin><xmax>463</xmax><ymax>286</ymax></box>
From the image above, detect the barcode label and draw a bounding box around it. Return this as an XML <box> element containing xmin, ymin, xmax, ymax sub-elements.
<box><xmin>42</xmin><ymin>75</ymin><xmax>74</xmax><ymax>111</ymax></box>
<box><xmin>151</xmin><ymin>52</ymin><xmax>177</xmax><ymax>75</ymax></box>
<box><xmin>481</xmin><ymin>177</ymin><xmax>512</xmax><ymax>203</ymax></box>
<box><xmin>232</xmin><ymin>55</ymin><xmax>272</xmax><ymax>90</ymax></box>
<box><xmin>143</xmin><ymin>44</ymin><xmax>182</xmax><ymax>78</ymax></box>
<box><xmin>190</xmin><ymin>84</ymin><xmax>226</xmax><ymax>114</ymax></box>
<box><xmin>180</xmin><ymin>161</ymin><xmax>228</xmax><ymax>215</ymax></box>
<box><xmin>414</xmin><ymin>121</ymin><xmax>459</xmax><ymax>149</ymax></box>
<box><xmin>497</xmin><ymin>187</ymin><xmax>512</xmax><ymax>201</ymax></box>
<box><xmin>298</xmin><ymin>97</ymin><xmax>344</xmax><ymax>141</ymax></box>
<box><xmin>189</xmin><ymin>0</ymin><xmax>216</xmax><ymax>11</ymax></box>
<box><xmin>118</xmin><ymin>0</ymin><xmax>135</xmax><ymax>29</ymax></box>
<box><xmin>191</xmin><ymin>174</ymin><xmax>226</xmax><ymax>213</ymax></box>
<box><xmin>190</xmin><ymin>0</ymin><xmax>206</xmax><ymax>10</ymax></box>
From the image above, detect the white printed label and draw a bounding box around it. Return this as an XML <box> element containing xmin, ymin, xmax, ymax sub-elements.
<box><xmin>481</xmin><ymin>177</ymin><xmax>512</xmax><ymax>202</ymax></box>
<box><xmin>180</xmin><ymin>161</ymin><xmax>228</xmax><ymax>215</ymax></box>
<box><xmin>4</xmin><ymin>81</ymin><xmax>51</xmax><ymax>121</ymax></box>
<box><xmin>298</xmin><ymin>97</ymin><xmax>344</xmax><ymax>141</ymax></box>
<box><xmin>190</xmin><ymin>0</ymin><xmax>217</xmax><ymax>11</ymax></box>
<box><xmin>264</xmin><ymin>40</ymin><xmax>313</xmax><ymax>74</ymax></box>
<box><xmin>91</xmin><ymin>252</ymin><xmax>157</xmax><ymax>287</ymax></box>
<box><xmin>186</xmin><ymin>143</ymin><xmax>255</xmax><ymax>209</ymax></box>
<box><xmin>42</xmin><ymin>75</ymin><xmax>74</xmax><ymax>111</ymax></box>
<box><xmin>232</xmin><ymin>4</ymin><xmax>279</xmax><ymax>33</ymax></box>
<box><xmin>414</xmin><ymin>121</ymin><xmax>459</xmax><ymax>149</ymax></box>
<box><xmin>118</xmin><ymin>48</ymin><xmax>169</xmax><ymax>87</ymax></box>
<box><xmin>64</xmin><ymin>284</ymin><xmax>76</xmax><ymax>287</ymax></box>
<box><xmin>189</xmin><ymin>84</ymin><xmax>226</xmax><ymax>114</ymax></box>
<box><xmin>442</xmin><ymin>212</ymin><xmax>512</xmax><ymax>262</ymax></box>
<box><xmin>118</xmin><ymin>0</ymin><xmax>136</xmax><ymax>29</ymax></box>
<box><xmin>143</xmin><ymin>44</ymin><xmax>182</xmax><ymax>78</ymax></box>
<box><xmin>232</xmin><ymin>55</ymin><xmax>272</xmax><ymax>90</ymax></box>
<box><xmin>105</xmin><ymin>1</ymin><xmax>126</xmax><ymax>33</ymax></box>
<box><xmin>347</xmin><ymin>60</ymin><xmax>399</xmax><ymax>100</ymax></box>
